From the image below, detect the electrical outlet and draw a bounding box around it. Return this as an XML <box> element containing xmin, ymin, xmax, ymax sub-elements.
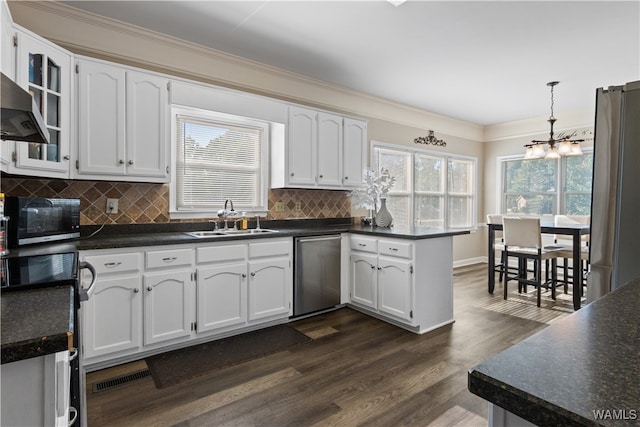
<box><xmin>275</xmin><ymin>201</ymin><xmax>284</xmax><ymax>212</ymax></box>
<box><xmin>106</xmin><ymin>198</ymin><xmax>119</xmax><ymax>214</ymax></box>
<box><xmin>294</xmin><ymin>202</ymin><xmax>302</xmax><ymax>212</ymax></box>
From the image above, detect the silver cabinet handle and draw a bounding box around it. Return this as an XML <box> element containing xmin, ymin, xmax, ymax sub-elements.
<box><xmin>147</xmin><ymin>286</ymin><xmax>152</xmax><ymax>292</ymax></box>
<box><xmin>78</xmin><ymin>261</ymin><xmax>97</xmax><ymax>302</ymax></box>
<box><xmin>290</xmin><ymin>172</ymin><xmax>295</xmax><ymax>176</ymax></box>
<box><xmin>250</xmin><ymin>272</ymin><xmax>256</xmax><ymax>277</ymax></box>
<box><xmin>370</xmin><ymin>264</ymin><xmax>375</xmax><ymax>269</ymax></box>
<box><xmin>68</xmin><ymin>406</ymin><xmax>78</xmax><ymax>426</ymax></box>
<box><xmin>344</xmin><ymin>176</ymin><xmax>348</xmax><ymax>180</ymax></box>
<box><xmin>319</xmin><ymin>174</ymin><xmax>323</xmax><ymax>178</ymax></box>
<box><xmin>389</xmin><ymin>247</ymin><xmax>398</xmax><ymax>251</ymax></box>
<box><xmin>162</xmin><ymin>257</ymin><xmax>177</xmax><ymax>263</ymax></box>
<box><xmin>119</xmin><ymin>160</ymin><xmax>124</xmax><ymax>164</ymax></box>
<box><xmin>133</xmin><ymin>288</ymin><xmax>139</xmax><ymax>293</ymax></box>
<box><xmin>68</xmin><ymin>348</ymin><xmax>78</xmax><ymax>362</ymax></box>
<box><xmin>63</xmin><ymin>155</ymin><xmax>70</xmax><ymax>160</ymax></box>
<box><xmin>358</xmin><ymin>243</ymin><xmax>366</xmax><ymax>247</ymax></box>
<box><xmin>241</xmin><ymin>273</ymin><xmax>247</xmax><ymax>278</ymax></box>
<box><xmin>104</xmin><ymin>262</ymin><xmax>122</xmax><ymax>268</ymax></box>
<box><xmin>378</xmin><ymin>267</ymin><xmax>382</xmax><ymax>270</ymax></box>
<box><xmin>128</xmin><ymin>160</ymin><xmax>134</xmax><ymax>165</ymax></box>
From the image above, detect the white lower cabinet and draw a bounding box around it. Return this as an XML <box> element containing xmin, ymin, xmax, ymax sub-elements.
<box><xmin>348</xmin><ymin>234</ymin><xmax>454</xmax><ymax>334</ymax></box>
<box><xmin>196</xmin><ymin>262</ymin><xmax>247</xmax><ymax>333</ymax></box>
<box><xmin>248</xmin><ymin>258</ymin><xmax>291</xmax><ymax>320</ymax></box>
<box><xmin>81</xmin><ymin>237</ymin><xmax>292</xmax><ymax>370</ymax></box>
<box><xmin>143</xmin><ymin>270</ymin><xmax>193</xmax><ymax>345</ymax></box>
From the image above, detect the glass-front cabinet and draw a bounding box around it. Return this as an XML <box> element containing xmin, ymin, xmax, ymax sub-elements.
<box><xmin>13</xmin><ymin>27</ymin><xmax>72</xmax><ymax>177</ymax></box>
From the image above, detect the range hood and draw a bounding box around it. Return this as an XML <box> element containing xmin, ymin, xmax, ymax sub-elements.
<box><xmin>1</xmin><ymin>72</ymin><xmax>49</xmax><ymax>144</ymax></box>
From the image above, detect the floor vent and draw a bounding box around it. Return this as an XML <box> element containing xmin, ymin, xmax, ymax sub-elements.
<box><xmin>92</xmin><ymin>369</ymin><xmax>151</xmax><ymax>393</ymax></box>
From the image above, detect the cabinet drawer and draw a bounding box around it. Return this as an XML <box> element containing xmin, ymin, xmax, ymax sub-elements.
<box><xmin>350</xmin><ymin>236</ymin><xmax>377</xmax><ymax>253</ymax></box>
<box><xmin>84</xmin><ymin>252</ymin><xmax>141</xmax><ymax>275</ymax></box>
<box><xmin>146</xmin><ymin>248</ymin><xmax>193</xmax><ymax>269</ymax></box>
<box><xmin>197</xmin><ymin>244</ymin><xmax>247</xmax><ymax>264</ymax></box>
<box><xmin>378</xmin><ymin>240</ymin><xmax>413</xmax><ymax>259</ymax></box>
<box><xmin>249</xmin><ymin>240</ymin><xmax>291</xmax><ymax>258</ymax></box>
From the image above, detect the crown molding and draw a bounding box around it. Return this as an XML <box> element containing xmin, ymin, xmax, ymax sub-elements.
<box><xmin>483</xmin><ymin>107</ymin><xmax>595</xmax><ymax>141</ymax></box>
<box><xmin>8</xmin><ymin>1</ymin><xmax>484</xmax><ymax>141</ymax></box>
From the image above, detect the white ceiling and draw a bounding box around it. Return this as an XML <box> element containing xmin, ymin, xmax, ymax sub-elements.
<box><xmin>60</xmin><ymin>0</ymin><xmax>640</xmax><ymax>126</ymax></box>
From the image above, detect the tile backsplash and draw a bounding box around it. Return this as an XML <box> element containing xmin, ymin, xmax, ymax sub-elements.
<box><xmin>0</xmin><ymin>177</ymin><xmax>351</xmax><ymax>225</ymax></box>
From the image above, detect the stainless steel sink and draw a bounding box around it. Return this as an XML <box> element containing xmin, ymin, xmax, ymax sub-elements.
<box><xmin>186</xmin><ymin>229</ymin><xmax>279</xmax><ymax>238</ymax></box>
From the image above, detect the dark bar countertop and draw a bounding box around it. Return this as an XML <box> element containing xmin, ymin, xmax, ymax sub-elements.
<box><xmin>1</xmin><ymin>286</ymin><xmax>75</xmax><ymax>364</ymax></box>
<box><xmin>468</xmin><ymin>277</ymin><xmax>640</xmax><ymax>426</ymax></box>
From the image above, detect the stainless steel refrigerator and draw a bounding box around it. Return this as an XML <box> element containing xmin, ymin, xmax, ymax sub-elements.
<box><xmin>587</xmin><ymin>80</ymin><xmax>640</xmax><ymax>302</ymax></box>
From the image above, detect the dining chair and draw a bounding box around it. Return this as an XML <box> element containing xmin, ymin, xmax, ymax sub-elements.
<box><xmin>487</xmin><ymin>214</ymin><xmax>509</xmax><ymax>284</ymax></box>
<box><xmin>552</xmin><ymin>215</ymin><xmax>590</xmax><ymax>295</ymax></box>
<box><xmin>502</xmin><ymin>216</ymin><xmax>561</xmax><ymax>307</ymax></box>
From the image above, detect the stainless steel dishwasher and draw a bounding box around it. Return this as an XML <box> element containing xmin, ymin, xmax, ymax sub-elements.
<box><xmin>293</xmin><ymin>234</ymin><xmax>341</xmax><ymax>317</ymax></box>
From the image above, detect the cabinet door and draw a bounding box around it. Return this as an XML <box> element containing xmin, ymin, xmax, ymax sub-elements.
<box><xmin>13</xmin><ymin>29</ymin><xmax>72</xmax><ymax>177</ymax></box>
<box><xmin>377</xmin><ymin>256</ymin><xmax>413</xmax><ymax>322</ymax></box>
<box><xmin>287</xmin><ymin>106</ymin><xmax>317</xmax><ymax>186</ymax></box>
<box><xmin>343</xmin><ymin>118</ymin><xmax>367</xmax><ymax>188</ymax></box>
<box><xmin>196</xmin><ymin>263</ymin><xmax>247</xmax><ymax>333</ymax></box>
<box><xmin>77</xmin><ymin>59</ymin><xmax>126</xmax><ymax>176</ymax></box>
<box><xmin>143</xmin><ymin>270</ymin><xmax>192</xmax><ymax>346</ymax></box>
<box><xmin>248</xmin><ymin>259</ymin><xmax>292</xmax><ymax>320</ymax></box>
<box><xmin>317</xmin><ymin>112</ymin><xmax>342</xmax><ymax>187</ymax></box>
<box><xmin>126</xmin><ymin>70</ymin><xmax>168</xmax><ymax>179</ymax></box>
<box><xmin>1</xmin><ymin>0</ymin><xmax>14</xmax><ymax>78</ymax></box>
<box><xmin>82</xmin><ymin>275</ymin><xmax>142</xmax><ymax>359</ymax></box>
<box><xmin>350</xmin><ymin>253</ymin><xmax>377</xmax><ymax>309</ymax></box>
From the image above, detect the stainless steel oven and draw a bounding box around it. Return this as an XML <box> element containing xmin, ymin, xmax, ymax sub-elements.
<box><xmin>1</xmin><ymin>249</ymin><xmax>96</xmax><ymax>426</ymax></box>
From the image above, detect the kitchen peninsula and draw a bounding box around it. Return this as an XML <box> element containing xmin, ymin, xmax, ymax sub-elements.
<box><xmin>468</xmin><ymin>277</ymin><xmax>640</xmax><ymax>427</ymax></box>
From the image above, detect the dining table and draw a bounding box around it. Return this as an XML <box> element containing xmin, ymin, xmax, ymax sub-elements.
<box><xmin>487</xmin><ymin>221</ymin><xmax>591</xmax><ymax>310</ymax></box>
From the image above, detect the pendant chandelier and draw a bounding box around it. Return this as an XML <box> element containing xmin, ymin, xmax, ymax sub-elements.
<box><xmin>524</xmin><ymin>81</ymin><xmax>584</xmax><ymax>159</ymax></box>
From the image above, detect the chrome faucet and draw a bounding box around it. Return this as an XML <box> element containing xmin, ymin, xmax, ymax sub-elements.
<box><xmin>216</xmin><ymin>199</ymin><xmax>238</xmax><ymax>230</ymax></box>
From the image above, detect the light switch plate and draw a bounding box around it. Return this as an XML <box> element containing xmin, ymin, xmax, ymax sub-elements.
<box><xmin>275</xmin><ymin>201</ymin><xmax>284</xmax><ymax>212</ymax></box>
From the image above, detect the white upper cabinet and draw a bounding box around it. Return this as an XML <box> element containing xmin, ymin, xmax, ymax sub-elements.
<box><xmin>286</xmin><ymin>106</ymin><xmax>317</xmax><ymax>186</ymax></box>
<box><xmin>342</xmin><ymin>118</ymin><xmax>367</xmax><ymax>188</ymax></box>
<box><xmin>272</xmin><ymin>106</ymin><xmax>367</xmax><ymax>190</ymax></box>
<box><xmin>76</xmin><ymin>59</ymin><xmax>126</xmax><ymax>177</ymax></box>
<box><xmin>9</xmin><ymin>27</ymin><xmax>73</xmax><ymax>178</ymax></box>
<box><xmin>75</xmin><ymin>57</ymin><xmax>169</xmax><ymax>182</ymax></box>
<box><xmin>1</xmin><ymin>0</ymin><xmax>15</xmax><ymax>78</ymax></box>
<box><xmin>317</xmin><ymin>112</ymin><xmax>343</xmax><ymax>187</ymax></box>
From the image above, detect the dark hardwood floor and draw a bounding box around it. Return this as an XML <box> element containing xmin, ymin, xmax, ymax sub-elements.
<box><xmin>86</xmin><ymin>263</ymin><xmax>574</xmax><ymax>426</ymax></box>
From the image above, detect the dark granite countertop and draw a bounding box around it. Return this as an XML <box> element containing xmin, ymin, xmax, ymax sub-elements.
<box><xmin>468</xmin><ymin>277</ymin><xmax>640</xmax><ymax>426</ymax></box>
<box><xmin>1</xmin><ymin>286</ymin><xmax>74</xmax><ymax>364</ymax></box>
<box><xmin>53</xmin><ymin>218</ymin><xmax>469</xmax><ymax>251</ymax></box>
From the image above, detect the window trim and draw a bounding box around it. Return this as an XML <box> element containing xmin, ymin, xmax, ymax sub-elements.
<box><xmin>169</xmin><ymin>106</ymin><xmax>270</xmax><ymax>219</ymax></box>
<box><xmin>371</xmin><ymin>140</ymin><xmax>478</xmax><ymax>229</ymax></box>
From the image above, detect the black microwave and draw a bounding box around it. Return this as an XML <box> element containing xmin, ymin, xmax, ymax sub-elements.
<box><xmin>5</xmin><ymin>197</ymin><xmax>80</xmax><ymax>247</ymax></box>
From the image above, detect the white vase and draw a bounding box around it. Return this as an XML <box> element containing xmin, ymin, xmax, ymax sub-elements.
<box><xmin>375</xmin><ymin>197</ymin><xmax>393</xmax><ymax>227</ymax></box>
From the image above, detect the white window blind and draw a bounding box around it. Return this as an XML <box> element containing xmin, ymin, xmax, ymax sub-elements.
<box><xmin>174</xmin><ymin>111</ymin><xmax>267</xmax><ymax>213</ymax></box>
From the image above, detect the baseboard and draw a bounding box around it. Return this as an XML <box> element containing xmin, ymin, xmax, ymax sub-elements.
<box><xmin>454</xmin><ymin>257</ymin><xmax>486</xmax><ymax>268</ymax></box>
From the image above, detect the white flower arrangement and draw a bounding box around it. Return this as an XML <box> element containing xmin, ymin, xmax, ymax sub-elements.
<box><xmin>350</xmin><ymin>167</ymin><xmax>396</xmax><ymax>212</ymax></box>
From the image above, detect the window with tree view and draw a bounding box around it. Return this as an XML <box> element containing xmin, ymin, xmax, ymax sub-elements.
<box><xmin>502</xmin><ymin>152</ymin><xmax>593</xmax><ymax>215</ymax></box>
<box><xmin>172</xmin><ymin>108</ymin><xmax>268</xmax><ymax>216</ymax></box>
